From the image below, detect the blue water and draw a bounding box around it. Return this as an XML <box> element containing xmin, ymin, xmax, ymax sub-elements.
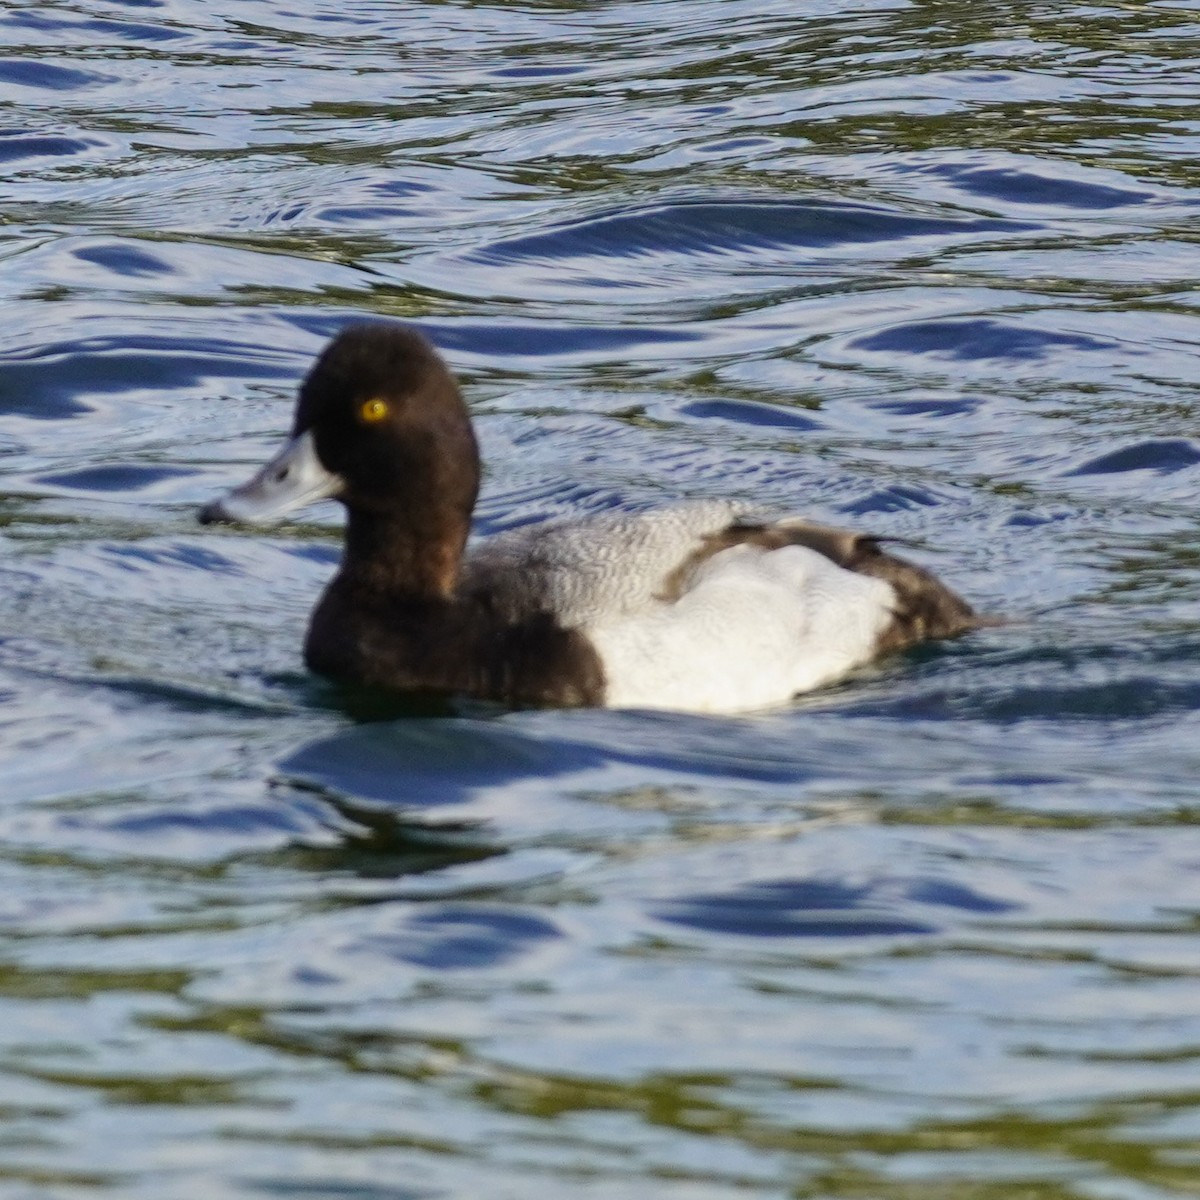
<box><xmin>3</xmin><ymin>2</ymin><xmax>1200</xmax><ymax>1196</ymax></box>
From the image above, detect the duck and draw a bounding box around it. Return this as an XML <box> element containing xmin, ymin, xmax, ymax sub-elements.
<box><xmin>199</xmin><ymin>323</ymin><xmax>981</xmax><ymax>713</ymax></box>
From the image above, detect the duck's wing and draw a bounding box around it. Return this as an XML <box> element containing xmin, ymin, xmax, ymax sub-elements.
<box><xmin>464</xmin><ymin>501</ymin><xmax>977</xmax><ymax>647</ymax></box>
<box><xmin>750</xmin><ymin>516</ymin><xmax>980</xmax><ymax>652</ymax></box>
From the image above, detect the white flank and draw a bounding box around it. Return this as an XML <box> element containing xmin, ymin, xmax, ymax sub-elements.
<box><xmin>585</xmin><ymin>544</ymin><xmax>895</xmax><ymax>714</ymax></box>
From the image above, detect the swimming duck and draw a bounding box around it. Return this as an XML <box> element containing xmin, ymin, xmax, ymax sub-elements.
<box><xmin>199</xmin><ymin>323</ymin><xmax>980</xmax><ymax>713</ymax></box>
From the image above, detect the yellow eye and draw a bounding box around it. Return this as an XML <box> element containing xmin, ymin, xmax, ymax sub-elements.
<box><xmin>359</xmin><ymin>398</ymin><xmax>390</xmax><ymax>423</ymax></box>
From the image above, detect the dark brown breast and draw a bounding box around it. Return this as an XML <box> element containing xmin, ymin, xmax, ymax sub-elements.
<box><xmin>304</xmin><ymin>577</ymin><xmax>606</xmax><ymax>708</ymax></box>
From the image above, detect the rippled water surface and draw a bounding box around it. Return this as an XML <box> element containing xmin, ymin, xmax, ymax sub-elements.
<box><xmin>3</xmin><ymin>2</ymin><xmax>1200</xmax><ymax>1196</ymax></box>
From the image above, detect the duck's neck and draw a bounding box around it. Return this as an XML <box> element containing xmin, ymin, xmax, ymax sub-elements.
<box><xmin>340</xmin><ymin>506</ymin><xmax>470</xmax><ymax>600</ymax></box>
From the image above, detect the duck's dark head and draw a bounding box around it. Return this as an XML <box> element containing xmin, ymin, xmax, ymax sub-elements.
<box><xmin>200</xmin><ymin>324</ymin><xmax>480</xmax><ymax>593</ymax></box>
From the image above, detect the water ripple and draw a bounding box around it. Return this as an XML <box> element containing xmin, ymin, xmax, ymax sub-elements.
<box><xmin>3</xmin><ymin>1</ymin><xmax>1200</xmax><ymax>1196</ymax></box>
<box><xmin>656</xmin><ymin>875</ymin><xmax>1020</xmax><ymax>939</ymax></box>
